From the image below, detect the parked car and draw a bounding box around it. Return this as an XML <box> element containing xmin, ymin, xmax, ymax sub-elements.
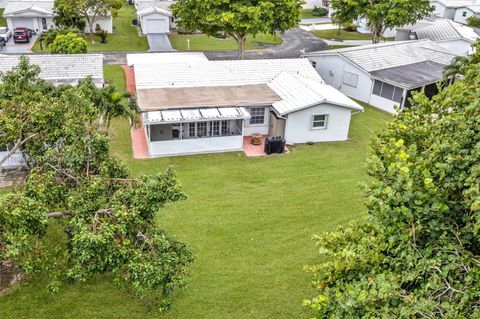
<box><xmin>13</xmin><ymin>27</ymin><xmax>32</xmax><ymax>43</ymax></box>
<box><xmin>0</xmin><ymin>27</ymin><xmax>12</xmax><ymax>41</ymax></box>
<box><xmin>0</xmin><ymin>37</ymin><xmax>5</xmax><ymax>50</ymax></box>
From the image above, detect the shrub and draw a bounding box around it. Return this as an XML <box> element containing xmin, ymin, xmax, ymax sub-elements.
<box><xmin>49</xmin><ymin>32</ymin><xmax>88</xmax><ymax>54</ymax></box>
<box><xmin>312</xmin><ymin>6</ymin><xmax>328</xmax><ymax>17</ymax></box>
<box><xmin>342</xmin><ymin>22</ymin><xmax>358</xmax><ymax>31</ymax></box>
<box><xmin>467</xmin><ymin>16</ymin><xmax>480</xmax><ymax>28</ymax></box>
<box><xmin>95</xmin><ymin>24</ymin><xmax>108</xmax><ymax>44</ymax></box>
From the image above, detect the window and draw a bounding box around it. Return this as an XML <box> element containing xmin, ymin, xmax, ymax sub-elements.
<box><xmin>221</xmin><ymin>121</ymin><xmax>229</xmax><ymax>135</ymax></box>
<box><xmin>189</xmin><ymin>122</ymin><xmax>195</xmax><ymax>137</ymax></box>
<box><xmin>311</xmin><ymin>61</ymin><xmax>317</xmax><ymax>69</ymax></box>
<box><xmin>249</xmin><ymin>107</ymin><xmax>265</xmax><ymax>125</ymax></box>
<box><xmin>212</xmin><ymin>121</ymin><xmax>220</xmax><ymax>136</ymax></box>
<box><xmin>372</xmin><ymin>80</ymin><xmax>404</xmax><ymax>104</ymax></box>
<box><xmin>462</xmin><ymin>11</ymin><xmax>467</xmax><ymax>17</ymax></box>
<box><xmin>312</xmin><ymin>114</ymin><xmax>328</xmax><ymax>129</ymax></box>
<box><xmin>197</xmin><ymin>122</ymin><xmax>207</xmax><ymax>137</ymax></box>
<box><xmin>342</xmin><ymin>71</ymin><xmax>359</xmax><ymax>87</ymax></box>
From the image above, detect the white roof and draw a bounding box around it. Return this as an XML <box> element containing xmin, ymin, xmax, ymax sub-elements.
<box><xmin>431</xmin><ymin>0</ymin><xmax>476</xmax><ymax>8</ymax></box>
<box><xmin>268</xmin><ymin>72</ymin><xmax>363</xmax><ymax>115</ymax></box>
<box><xmin>144</xmin><ymin>107</ymin><xmax>250</xmax><ymax>124</ymax></box>
<box><xmin>127</xmin><ymin>52</ymin><xmax>209</xmax><ymax>67</ymax></box>
<box><xmin>129</xmin><ymin>52</ymin><xmax>362</xmax><ymax>114</ymax></box>
<box><xmin>0</xmin><ymin>54</ymin><xmax>104</xmax><ymax>85</ymax></box>
<box><xmin>3</xmin><ymin>0</ymin><xmax>53</xmax><ymax>16</ymax></box>
<box><xmin>415</xmin><ymin>19</ymin><xmax>478</xmax><ymax>42</ymax></box>
<box><xmin>137</xmin><ymin>6</ymin><xmax>172</xmax><ymax>17</ymax></box>
<box><xmin>304</xmin><ymin>40</ymin><xmax>457</xmax><ymax>72</ymax></box>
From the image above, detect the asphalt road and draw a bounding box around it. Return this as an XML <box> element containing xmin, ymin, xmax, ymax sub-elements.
<box><xmin>103</xmin><ymin>28</ymin><xmax>327</xmax><ymax>64</ymax></box>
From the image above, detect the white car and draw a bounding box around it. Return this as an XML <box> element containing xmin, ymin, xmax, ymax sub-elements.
<box><xmin>0</xmin><ymin>27</ymin><xmax>12</xmax><ymax>41</ymax></box>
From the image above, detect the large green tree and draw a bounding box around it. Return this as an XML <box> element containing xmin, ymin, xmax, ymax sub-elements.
<box><xmin>331</xmin><ymin>0</ymin><xmax>433</xmax><ymax>43</ymax></box>
<box><xmin>304</xmin><ymin>55</ymin><xmax>480</xmax><ymax>317</ymax></box>
<box><xmin>54</xmin><ymin>0</ymin><xmax>115</xmax><ymax>43</ymax></box>
<box><xmin>0</xmin><ymin>58</ymin><xmax>193</xmax><ymax>309</ymax></box>
<box><xmin>171</xmin><ymin>0</ymin><xmax>302</xmax><ymax>59</ymax></box>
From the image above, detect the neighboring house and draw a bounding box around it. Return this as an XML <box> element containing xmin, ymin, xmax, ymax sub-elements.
<box><xmin>2</xmin><ymin>0</ymin><xmax>113</xmax><ymax>34</ymax></box>
<box><xmin>0</xmin><ymin>54</ymin><xmax>104</xmax><ymax>170</ymax></box>
<box><xmin>0</xmin><ymin>0</ymin><xmax>8</xmax><ymax>9</ymax></box>
<box><xmin>126</xmin><ymin>52</ymin><xmax>363</xmax><ymax>157</ymax></box>
<box><xmin>304</xmin><ymin>40</ymin><xmax>457</xmax><ymax>113</ymax></box>
<box><xmin>454</xmin><ymin>5</ymin><xmax>480</xmax><ymax>24</ymax></box>
<box><xmin>396</xmin><ymin>18</ymin><xmax>478</xmax><ymax>55</ymax></box>
<box><xmin>134</xmin><ymin>0</ymin><xmax>175</xmax><ymax>34</ymax></box>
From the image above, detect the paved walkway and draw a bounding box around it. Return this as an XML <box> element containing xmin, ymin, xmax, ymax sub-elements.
<box><xmin>324</xmin><ymin>39</ymin><xmax>373</xmax><ymax>46</ymax></box>
<box><xmin>147</xmin><ymin>34</ymin><xmax>175</xmax><ymax>52</ymax></box>
<box><xmin>103</xmin><ymin>28</ymin><xmax>327</xmax><ymax>64</ymax></box>
<box><xmin>300</xmin><ymin>23</ymin><xmax>338</xmax><ymax>32</ymax></box>
<box><xmin>1</xmin><ymin>35</ymin><xmax>38</xmax><ymax>54</ymax></box>
<box><xmin>300</xmin><ymin>17</ymin><xmax>332</xmax><ymax>25</ymax></box>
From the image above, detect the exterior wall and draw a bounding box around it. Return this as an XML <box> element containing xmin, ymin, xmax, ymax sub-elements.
<box><xmin>140</xmin><ymin>12</ymin><xmax>171</xmax><ymax>34</ymax></box>
<box><xmin>0</xmin><ymin>151</ymin><xmax>24</xmax><ymax>170</ymax></box>
<box><xmin>7</xmin><ymin>16</ymin><xmax>55</xmax><ymax>33</ymax></box>
<box><xmin>149</xmin><ymin>135</ymin><xmax>243</xmax><ymax>157</ymax></box>
<box><xmin>436</xmin><ymin>39</ymin><xmax>473</xmax><ymax>56</ymax></box>
<box><xmin>454</xmin><ymin>7</ymin><xmax>475</xmax><ymax>24</ymax></box>
<box><xmin>368</xmin><ymin>94</ymin><xmax>402</xmax><ymax>113</ymax></box>
<box><xmin>308</xmin><ymin>55</ymin><xmax>374</xmax><ymax>104</ymax></box>
<box><xmin>284</xmin><ymin>103</ymin><xmax>354</xmax><ymax>144</ymax></box>
<box><xmin>243</xmin><ymin>107</ymin><xmax>270</xmax><ymax>136</ymax></box>
<box><xmin>86</xmin><ymin>16</ymin><xmax>113</xmax><ymax>33</ymax></box>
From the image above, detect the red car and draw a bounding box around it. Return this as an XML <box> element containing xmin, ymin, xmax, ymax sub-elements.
<box><xmin>13</xmin><ymin>27</ymin><xmax>32</xmax><ymax>43</ymax></box>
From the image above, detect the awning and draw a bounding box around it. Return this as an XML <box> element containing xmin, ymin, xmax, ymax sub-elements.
<box><xmin>143</xmin><ymin>107</ymin><xmax>251</xmax><ymax>124</ymax></box>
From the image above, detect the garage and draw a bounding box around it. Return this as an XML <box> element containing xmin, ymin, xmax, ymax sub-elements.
<box><xmin>10</xmin><ymin>18</ymin><xmax>35</xmax><ymax>30</ymax></box>
<box><xmin>146</xmin><ymin>19</ymin><xmax>167</xmax><ymax>34</ymax></box>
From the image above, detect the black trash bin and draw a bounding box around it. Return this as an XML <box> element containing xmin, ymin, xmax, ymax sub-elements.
<box><xmin>264</xmin><ymin>137</ymin><xmax>273</xmax><ymax>155</ymax></box>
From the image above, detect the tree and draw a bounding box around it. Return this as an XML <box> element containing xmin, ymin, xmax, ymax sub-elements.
<box><xmin>53</xmin><ymin>1</ymin><xmax>86</xmax><ymax>30</ymax></box>
<box><xmin>331</xmin><ymin>0</ymin><xmax>433</xmax><ymax>43</ymax></box>
<box><xmin>54</xmin><ymin>0</ymin><xmax>115</xmax><ymax>43</ymax></box>
<box><xmin>171</xmin><ymin>0</ymin><xmax>302</xmax><ymax>59</ymax></box>
<box><xmin>0</xmin><ymin>58</ymin><xmax>193</xmax><ymax>309</ymax></box>
<box><xmin>304</xmin><ymin>56</ymin><xmax>480</xmax><ymax>317</ymax></box>
<box><xmin>466</xmin><ymin>16</ymin><xmax>480</xmax><ymax>28</ymax></box>
<box><xmin>49</xmin><ymin>32</ymin><xmax>88</xmax><ymax>54</ymax></box>
<box><xmin>443</xmin><ymin>39</ymin><xmax>480</xmax><ymax>82</ymax></box>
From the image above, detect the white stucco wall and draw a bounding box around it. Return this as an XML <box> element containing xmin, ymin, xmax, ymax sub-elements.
<box><xmin>86</xmin><ymin>16</ymin><xmax>113</xmax><ymax>34</ymax></box>
<box><xmin>454</xmin><ymin>7</ymin><xmax>475</xmax><ymax>24</ymax></box>
<box><xmin>140</xmin><ymin>12</ymin><xmax>171</xmax><ymax>34</ymax></box>
<box><xmin>243</xmin><ymin>107</ymin><xmax>270</xmax><ymax>136</ymax></box>
<box><xmin>308</xmin><ymin>55</ymin><xmax>373</xmax><ymax>104</ymax></box>
<box><xmin>284</xmin><ymin>103</ymin><xmax>354</xmax><ymax>144</ymax></box>
<box><xmin>368</xmin><ymin>94</ymin><xmax>402</xmax><ymax>113</ymax></box>
<box><xmin>149</xmin><ymin>135</ymin><xmax>243</xmax><ymax>157</ymax></box>
<box><xmin>436</xmin><ymin>39</ymin><xmax>474</xmax><ymax>56</ymax></box>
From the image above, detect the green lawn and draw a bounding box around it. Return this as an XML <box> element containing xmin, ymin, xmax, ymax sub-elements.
<box><xmin>313</xmin><ymin>29</ymin><xmax>395</xmax><ymax>42</ymax></box>
<box><xmin>32</xmin><ymin>4</ymin><xmax>148</xmax><ymax>52</ymax></box>
<box><xmin>169</xmin><ymin>33</ymin><xmax>282</xmax><ymax>51</ymax></box>
<box><xmin>301</xmin><ymin>9</ymin><xmax>316</xmax><ymax>19</ymax></box>
<box><xmin>0</xmin><ymin>9</ymin><xmax>6</xmax><ymax>26</ymax></box>
<box><xmin>0</xmin><ymin>65</ymin><xmax>391</xmax><ymax>319</ymax></box>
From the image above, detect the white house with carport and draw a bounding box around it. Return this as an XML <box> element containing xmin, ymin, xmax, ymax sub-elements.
<box><xmin>127</xmin><ymin>52</ymin><xmax>363</xmax><ymax>157</ymax></box>
<box><xmin>304</xmin><ymin>40</ymin><xmax>457</xmax><ymax>113</ymax></box>
<box><xmin>396</xmin><ymin>19</ymin><xmax>478</xmax><ymax>56</ymax></box>
<box><xmin>453</xmin><ymin>4</ymin><xmax>480</xmax><ymax>24</ymax></box>
<box><xmin>134</xmin><ymin>0</ymin><xmax>175</xmax><ymax>34</ymax></box>
<box><xmin>2</xmin><ymin>0</ymin><xmax>113</xmax><ymax>34</ymax></box>
<box><xmin>0</xmin><ymin>54</ymin><xmax>104</xmax><ymax>170</ymax></box>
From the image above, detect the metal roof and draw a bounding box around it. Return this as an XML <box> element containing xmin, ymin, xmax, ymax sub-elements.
<box><xmin>127</xmin><ymin>52</ymin><xmax>208</xmax><ymax>67</ymax></box>
<box><xmin>430</xmin><ymin>0</ymin><xmax>476</xmax><ymax>8</ymax></box>
<box><xmin>415</xmin><ymin>19</ymin><xmax>478</xmax><ymax>42</ymax></box>
<box><xmin>144</xmin><ymin>107</ymin><xmax>250</xmax><ymax>124</ymax></box>
<box><xmin>3</xmin><ymin>0</ymin><xmax>54</xmax><ymax>16</ymax></box>
<box><xmin>0</xmin><ymin>54</ymin><xmax>104</xmax><ymax>85</ymax></box>
<box><xmin>370</xmin><ymin>61</ymin><xmax>446</xmax><ymax>89</ymax></box>
<box><xmin>304</xmin><ymin>40</ymin><xmax>457</xmax><ymax>72</ymax></box>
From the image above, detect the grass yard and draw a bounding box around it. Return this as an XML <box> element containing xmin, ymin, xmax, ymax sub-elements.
<box><xmin>313</xmin><ymin>29</ymin><xmax>395</xmax><ymax>42</ymax></box>
<box><xmin>0</xmin><ymin>65</ymin><xmax>391</xmax><ymax>319</ymax></box>
<box><xmin>32</xmin><ymin>4</ymin><xmax>148</xmax><ymax>52</ymax></box>
<box><xmin>169</xmin><ymin>33</ymin><xmax>282</xmax><ymax>51</ymax></box>
<box><xmin>0</xmin><ymin>9</ymin><xmax>6</xmax><ymax>26</ymax></box>
<box><xmin>301</xmin><ymin>9</ymin><xmax>316</xmax><ymax>19</ymax></box>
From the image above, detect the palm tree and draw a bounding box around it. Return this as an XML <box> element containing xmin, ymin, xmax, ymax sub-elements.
<box><xmin>98</xmin><ymin>85</ymin><xmax>139</xmax><ymax>129</ymax></box>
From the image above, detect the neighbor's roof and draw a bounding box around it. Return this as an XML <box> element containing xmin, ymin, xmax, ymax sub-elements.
<box><xmin>3</xmin><ymin>0</ymin><xmax>54</xmax><ymax>16</ymax></box>
<box><xmin>128</xmin><ymin>53</ymin><xmax>362</xmax><ymax>114</ymax></box>
<box><xmin>127</xmin><ymin>52</ymin><xmax>208</xmax><ymax>67</ymax></box>
<box><xmin>464</xmin><ymin>4</ymin><xmax>480</xmax><ymax>12</ymax></box>
<box><xmin>431</xmin><ymin>0</ymin><xmax>476</xmax><ymax>8</ymax></box>
<box><xmin>415</xmin><ymin>19</ymin><xmax>478</xmax><ymax>42</ymax></box>
<box><xmin>304</xmin><ymin>40</ymin><xmax>457</xmax><ymax>73</ymax></box>
<box><xmin>0</xmin><ymin>54</ymin><xmax>104</xmax><ymax>84</ymax></box>
<box><xmin>370</xmin><ymin>61</ymin><xmax>447</xmax><ymax>89</ymax></box>
<box><xmin>136</xmin><ymin>0</ymin><xmax>174</xmax><ymax>13</ymax></box>
<box><xmin>137</xmin><ymin>6</ymin><xmax>172</xmax><ymax>17</ymax></box>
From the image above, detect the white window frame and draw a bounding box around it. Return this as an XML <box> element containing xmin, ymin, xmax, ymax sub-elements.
<box><xmin>342</xmin><ymin>71</ymin><xmax>359</xmax><ymax>88</ymax></box>
<box><xmin>311</xmin><ymin>114</ymin><xmax>329</xmax><ymax>130</ymax></box>
<box><xmin>248</xmin><ymin>107</ymin><xmax>266</xmax><ymax>126</ymax></box>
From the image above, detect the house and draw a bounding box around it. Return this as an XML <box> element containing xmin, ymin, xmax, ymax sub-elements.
<box><xmin>303</xmin><ymin>40</ymin><xmax>457</xmax><ymax>113</ymax></box>
<box><xmin>126</xmin><ymin>52</ymin><xmax>363</xmax><ymax>157</ymax></box>
<box><xmin>2</xmin><ymin>0</ymin><xmax>113</xmax><ymax>34</ymax></box>
<box><xmin>0</xmin><ymin>54</ymin><xmax>104</xmax><ymax>170</ymax></box>
<box><xmin>453</xmin><ymin>4</ymin><xmax>480</xmax><ymax>24</ymax></box>
<box><xmin>396</xmin><ymin>19</ymin><xmax>478</xmax><ymax>56</ymax></box>
<box><xmin>134</xmin><ymin>0</ymin><xmax>175</xmax><ymax>34</ymax></box>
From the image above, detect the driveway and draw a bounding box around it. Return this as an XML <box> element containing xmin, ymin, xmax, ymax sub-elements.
<box><xmin>147</xmin><ymin>33</ymin><xmax>175</xmax><ymax>52</ymax></box>
<box><xmin>103</xmin><ymin>28</ymin><xmax>327</xmax><ymax>64</ymax></box>
<box><xmin>1</xmin><ymin>35</ymin><xmax>38</xmax><ymax>54</ymax></box>
<box><xmin>300</xmin><ymin>17</ymin><xmax>332</xmax><ymax>25</ymax></box>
